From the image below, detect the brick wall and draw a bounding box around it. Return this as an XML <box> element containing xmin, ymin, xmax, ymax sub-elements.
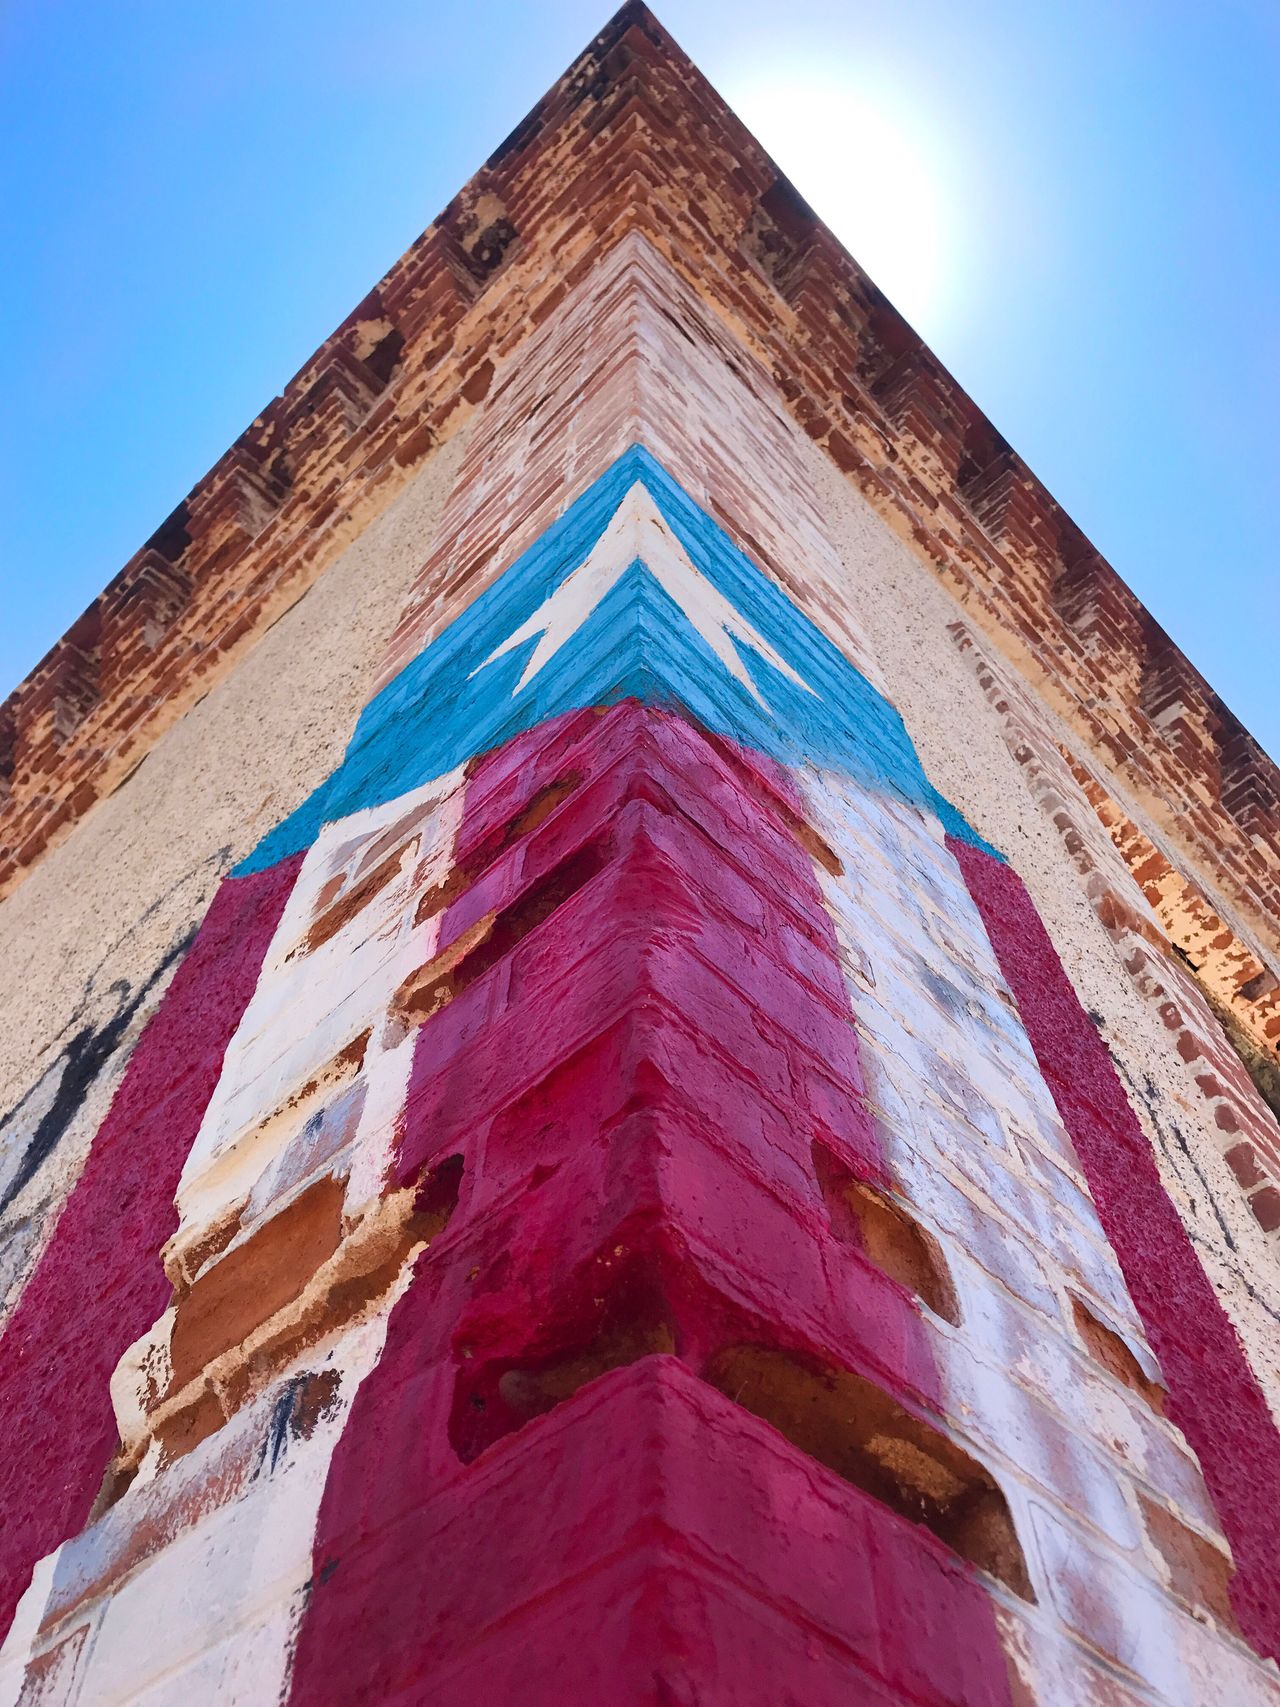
<box><xmin>1</xmin><ymin>7</ymin><xmax>1279</xmax><ymax>1705</ymax></box>
<box><xmin>4</xmin><ymin>6</ymin><xmax>1276</xmax><ymax>1027</ymax></box>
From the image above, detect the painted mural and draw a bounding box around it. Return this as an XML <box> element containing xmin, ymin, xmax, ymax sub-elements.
<box><xmin>1</xmin><ymin>446</ymin><xmax>1278</xmax><ymax>1707</ymax></box>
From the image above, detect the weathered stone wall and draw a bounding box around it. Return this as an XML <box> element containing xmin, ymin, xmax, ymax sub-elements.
<box><xmin>807</xmin><ymin>446</ymin><xmax>1280</xmax><ymax>1397</ymax></box>
<box><xmin>3</xmin><ymin>6</ymin><xmax>1275</xmax><ymax>1086</ymax></box>
<box><xmin>0</xmin><ymin>434</ymin><xmax>463</xmax><ymax>1324</ymax></box>
<box><xmin>0</xmin><ymin>7</ymin><xmax>1277</xmax><ymax>1706</ymax></box>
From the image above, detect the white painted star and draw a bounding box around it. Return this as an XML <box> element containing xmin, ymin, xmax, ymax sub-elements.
<box><xmin>471</xmin><ymin>482</ymin><xmax>816</xmax><ymax>708</ymax></box>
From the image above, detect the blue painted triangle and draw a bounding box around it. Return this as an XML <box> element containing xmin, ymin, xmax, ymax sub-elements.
<box><xmin>237</xmin><ymin>445</ymin><xmax>998</xmax><ymax>874</ymax></box>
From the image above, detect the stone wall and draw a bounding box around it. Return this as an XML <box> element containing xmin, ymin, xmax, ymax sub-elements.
<box><xmin>0</xmin><ymin>8</ymin><xmax>1277</xmax><ymax>1705</ymax></box>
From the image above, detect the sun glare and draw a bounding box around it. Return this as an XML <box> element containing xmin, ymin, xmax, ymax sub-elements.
<box><xmin>722</xmin><ymin>65</ymin><xmax>966</xmax><ymax>342</ymax></box>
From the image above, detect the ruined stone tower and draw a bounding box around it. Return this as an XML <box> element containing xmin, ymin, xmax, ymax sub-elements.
<box><xmin>2</xmin><ymin>8</ymin><xmax>1279</xmax><ymax>1703</ymax></box>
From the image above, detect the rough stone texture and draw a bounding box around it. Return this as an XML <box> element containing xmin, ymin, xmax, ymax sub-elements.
<box><xmin>1</xmin><ymin>5</ymin><xmax>1275</xmax><ymax>1076</ymax></box>
<box><xmin>806</xmin><ymin>449</ymin><xmax>1280</xmax><ymax>1403</ymax></box>
<box><xmin>0</xmin><ymin>855</ymin><xmax>300</xmax><ymax>1649</ymax></box>
<box><xmin>1</xmin><ymin>7</ymin><xmax>1279</xmax><ymax>1706</ymax></box>
<box><xmin>0</xmin><ymin>434</ymin><xmax>463</xmax><ymax>1322</ymax></box>
<box><xmin>954</xmin><ymin>835</ymin><xmax>1280</xmax><ymax>1655</ymax></box>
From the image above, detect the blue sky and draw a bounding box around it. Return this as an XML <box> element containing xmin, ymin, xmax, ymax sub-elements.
<box><xmin>1</xmin><ymin>1</ymin><xmax>1276</xmax><ymax>754</ymax></box>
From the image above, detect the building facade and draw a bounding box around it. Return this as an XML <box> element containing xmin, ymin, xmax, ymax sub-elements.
<box><xmin>2</xmin><ymin>7</ymin><xmax>1279</xmax><ymax>1703</ymax></box>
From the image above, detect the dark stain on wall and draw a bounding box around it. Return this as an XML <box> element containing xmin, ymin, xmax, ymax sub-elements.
<box><xmin>0</xmin><ymin>932</ymin><xmax>195</xmax><ymax>1218</ymax></box>
<box><xmin>0</xmin><ymin>851</ymin><xmax>228</xmax><ymax>1224</ymax></box>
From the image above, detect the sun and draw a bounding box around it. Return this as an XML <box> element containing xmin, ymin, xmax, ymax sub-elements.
<box><xmin>721</xmin><ymin>63</ymin><xmax>965</xmax><ymax>343</ymax></box>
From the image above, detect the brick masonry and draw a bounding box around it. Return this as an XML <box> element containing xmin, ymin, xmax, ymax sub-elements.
<box><xmin>1</xmin><ymin>6</ymin><xmax>1279</xmax><ymax>1705</ymax></box>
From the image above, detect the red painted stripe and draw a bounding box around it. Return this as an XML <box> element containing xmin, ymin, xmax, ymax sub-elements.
<box><xmin>0</xmin><ymin>855</ymin><xmax>302</xmax><ymax>1643</ymax></box>
<box><xmin>951</xmin><ymin>836</ymin><xmax>1280</xmax><ymax>1659</ymax></box>
<box><xmin>288</xmin><ymin>706</ymin><xmax>1013</xmax><ymax>1706</ymax></box>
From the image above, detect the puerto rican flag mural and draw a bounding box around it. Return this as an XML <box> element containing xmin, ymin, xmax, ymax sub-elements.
<box><xmin>2</xmin><ymin>446</ymin><xmax>1279</xmax><ymax>1706</ymax></box>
